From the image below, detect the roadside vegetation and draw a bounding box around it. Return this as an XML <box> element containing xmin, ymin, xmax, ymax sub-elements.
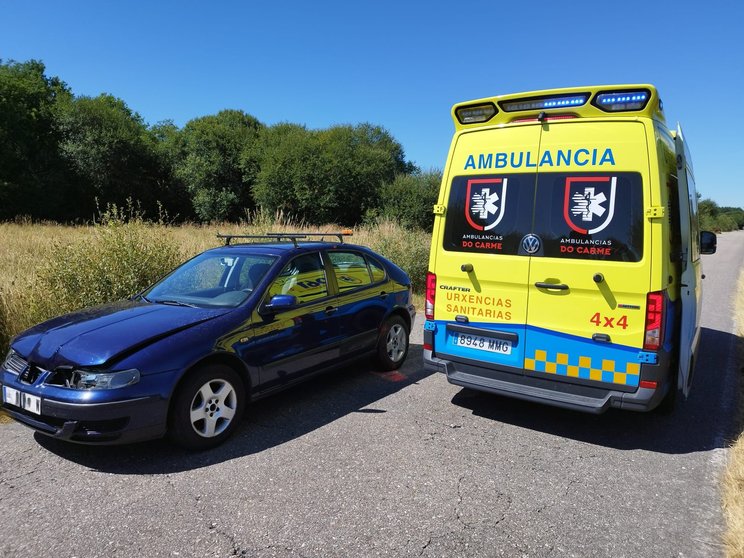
<box><xmin>0</xmin><ymin>213</ymin><xmax>431</xmax><ymax>355</ymax></box>
<box><xmin>723</xmin><ymin>269</ymin><xmax>744</xmax><ymax>557</ymax></box>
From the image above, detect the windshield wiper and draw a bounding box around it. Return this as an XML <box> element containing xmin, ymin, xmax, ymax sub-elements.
<box><xmin>154</xmin><ymin>299</ymin><xmax>198</xmax><ymax>308</ymax></box>
<box><xmin>132</xmin><ymin>293</ymin><xmax>151</xmax><ymax>303</ymax></box>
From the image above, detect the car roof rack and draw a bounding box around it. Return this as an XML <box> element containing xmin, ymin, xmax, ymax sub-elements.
<box><xmin>216</xmin><ymin>230</ymin><xmax>353</xmax><ymax>247</ymax></box>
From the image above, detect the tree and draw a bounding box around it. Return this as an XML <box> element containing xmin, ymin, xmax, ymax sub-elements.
<box><xmin>249</xmin><ymin>123</ymin><xmax>412</xmax><ymax>225</ymax></box>
<box><xmin>57</xmin><ymin>94</ymin><xmax>169</xmax><ymax>218</ymax></box>
<box><xmin>371</xmin><ymin>170</ymin><xmax>442</xmax><ymax>230</ymax></box>
<box><xmin>0</xmin><ymin>59</ymin><xmax>73</xmax><ymax>219</ymax></box>
<box><xmin>175</xmin><ymin>110</ymin><xmax>263</xmax><ymax>221</ymax></box>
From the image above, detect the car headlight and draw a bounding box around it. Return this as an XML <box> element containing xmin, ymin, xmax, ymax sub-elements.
<box><xmin>69</xmin><ymin>368</ymin><xmax>141</xmax><ymax>390</ymax></box>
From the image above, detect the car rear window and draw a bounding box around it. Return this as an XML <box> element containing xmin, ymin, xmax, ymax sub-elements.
<box><xmin>442</xmin><ymin>174</ymin><xmax>535</xmax><ymax>254</ymax></box>
<box><xmin>533</xmin><ymin>172</ymin><xmax>644</xmax><ymax>262</ymax></box>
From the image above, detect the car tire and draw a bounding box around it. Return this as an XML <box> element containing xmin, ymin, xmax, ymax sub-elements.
<box><xmin>168</xmin><ymin>364</ymin><xmax>245</xmax><ymax>450</ymax></box>
<box><xmin>375</xmin><ymin>315</ymin><xmax>410</xmax><ymax>371</ymax></box>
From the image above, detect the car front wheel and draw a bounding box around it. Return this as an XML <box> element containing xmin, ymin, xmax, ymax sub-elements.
<box><xmin>375</xmin><ymin>315</ymin><xmax>410</xmax><ymax>371</ymax></box>
<box><xmin>169</xmin><ymin>364</ymin><xmax>245</xmax><ymax>450</ymax></box>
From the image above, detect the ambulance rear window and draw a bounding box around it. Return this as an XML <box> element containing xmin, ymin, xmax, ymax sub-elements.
<box><xmin>442</xmin><ymin>174</ymin><xmax>535</xmax><ymax>254</ymax></box>
<box><xmin>532</xmin><ymin>172</ymin><xmax>644</xmax><ymax>262</ymax></box>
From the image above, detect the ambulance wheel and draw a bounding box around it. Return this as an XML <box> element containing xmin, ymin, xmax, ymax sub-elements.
<box><xmin>375</xmin><ymin>316</ymin><xmax>409</xmax><ymax>371</ymax></box>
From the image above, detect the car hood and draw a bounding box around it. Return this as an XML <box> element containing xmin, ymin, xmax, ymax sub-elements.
<box><xmin>12</xmin><ymin>300</ymin><xmax>230</xmax><ymax>369</ymax></box>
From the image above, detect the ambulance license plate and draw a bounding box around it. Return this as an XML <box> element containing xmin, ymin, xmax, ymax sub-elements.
<box><xmin>452</xmin><ymin>332</ymin><xmax>512</xmax><ymax>355</ymax></box>
<box><xmin>3</xmin><ymin>386</ymin><xmax>41</xmax><ymax>415</ymax></box>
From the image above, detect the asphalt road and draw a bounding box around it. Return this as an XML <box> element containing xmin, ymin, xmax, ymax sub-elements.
<box><xmin>1</xmin><ymin>231</ymin><xmax>743</xmax><ymax>558</ymax></box>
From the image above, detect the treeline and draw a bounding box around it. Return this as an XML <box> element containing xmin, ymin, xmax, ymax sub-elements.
<box><xmin>0</xmin><ymin>60</ymin><xmax>440</xmax><ymax>227</ymax></box>
<box><xmin>699</xmin><ymin>199</ymin><xmax>744</xmax><ymax>232</ymax></box>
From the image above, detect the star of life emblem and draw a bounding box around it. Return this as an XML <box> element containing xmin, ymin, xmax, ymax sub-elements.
<box><xmin>563</xmin><ymin>176</ymin><xmax>617</xmax><ymax>234</ymax></box>
<box><xmin>465</xmin><ymin>178</ymin><xmax>508</xmax><ymax>231</ymax></box>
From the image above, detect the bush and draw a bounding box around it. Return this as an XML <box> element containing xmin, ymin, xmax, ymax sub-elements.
<box><xmin>361</xmin><ymin>220</ymin><xmax>431</xmax><ymax>293</ymax></box>
<box><xmin>30</xmin><ymin>204</ymin><xmax>183</xmax><ymax>321</ymax></box>
<box><xmin>369</xmin><ymin>171</ymin><xmax>442</xmax><ymax>230</ymax></box>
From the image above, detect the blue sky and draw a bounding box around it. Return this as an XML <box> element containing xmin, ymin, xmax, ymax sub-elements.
<box><xmin>1</xmin><ymin>0</ymin><xmax>742</xmax><ymax>207</ymax></box>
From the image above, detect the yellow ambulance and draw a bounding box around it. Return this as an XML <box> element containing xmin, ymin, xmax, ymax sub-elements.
<box><xmin>424</xmin><ymin>85</ymin><xmax>717</xmax><ymax>412</ymax></box>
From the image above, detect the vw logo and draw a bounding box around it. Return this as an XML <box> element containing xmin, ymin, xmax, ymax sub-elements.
<box><xmin>521</xmin><ymin>234</ymin><xmax>541</xmax><ymax>255</ymax></box>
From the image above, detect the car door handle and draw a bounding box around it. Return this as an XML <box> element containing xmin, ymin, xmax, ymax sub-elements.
<box><xmin>325</xmin><ymin>306</ymin><xmax>338</xmax><ymax>315</ymax></box>
<box><xmin>534</xmin><ymin>282</ymin><xmax>569</xmax><ymax>291</ymax></box>
<box><xmin>379</xmin><ymin>291</ymin><xmax>388</xmax><ymax>299</ymax></box>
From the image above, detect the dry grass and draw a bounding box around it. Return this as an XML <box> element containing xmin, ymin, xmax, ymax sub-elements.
<box><xmin>0</xmin><ymin>218</ymin><xmax>430</xmax><ymax>353</ymax></box>
<box><xmin>723</xmin><ymin>269</ymin><xmax>744</xmax><ymax>557</ymax></box>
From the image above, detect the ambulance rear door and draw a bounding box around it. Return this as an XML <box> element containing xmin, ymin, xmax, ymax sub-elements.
<box><xmin>432</xmin><ymin>124</ymin><xmax>540</xmax><ymax>372</ymax></box>
<box><xmin>524</xmin><ymin>120</ymin><xmax>652</xmax><ymax>391</ymax></box>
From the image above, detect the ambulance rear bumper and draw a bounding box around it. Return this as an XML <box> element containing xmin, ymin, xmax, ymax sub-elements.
<box><xmin>424</xmin><ymin>349</ymin><xmax>668</xmax><ymax>413</ymax></box>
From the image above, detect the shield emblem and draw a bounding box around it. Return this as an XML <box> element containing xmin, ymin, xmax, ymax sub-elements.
<box><xmin>465</xmin><ymin>178</ymin><xmax>508</xmax><ymax>231</ymax></box>
<box><xmin>563</xmin><ymin>176</ymin><xmax>617</xmax><ymax>234</ymax></box>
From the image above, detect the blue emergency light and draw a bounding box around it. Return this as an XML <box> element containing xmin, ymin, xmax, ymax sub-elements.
<box><xmin>500</xmin><ymin>94</ymin><xmax>589</xmax><ymax>113</ymax></box>
<box><xmin>593</xmin><ymin>90</ymin><xmax>651</xmax><ymax>112</ymax></box>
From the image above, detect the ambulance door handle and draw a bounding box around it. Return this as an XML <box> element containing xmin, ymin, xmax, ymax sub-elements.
<box><xmin>535</xmin><ymin>282</ymin><xmax>569</xmax><ymax>291</ymax></box>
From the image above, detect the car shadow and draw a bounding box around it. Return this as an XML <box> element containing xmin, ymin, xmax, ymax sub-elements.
<box><xmin>35</xmin><ymin>344</ymin><xmax>433</xmax><ymax>473</ymax></box>
<box><xmin>449</xmin><ymin>326</ymin><xmax>742</xmax><ymax>455</ymax></box>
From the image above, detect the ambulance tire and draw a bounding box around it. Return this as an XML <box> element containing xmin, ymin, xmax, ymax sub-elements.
<box><xmin>374</xmin><ymin>315</ymin><xmax>410</xmax><ymax>371</ymax></box>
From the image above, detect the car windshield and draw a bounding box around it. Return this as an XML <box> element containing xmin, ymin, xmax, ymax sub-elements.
<box><xmin>143</xmin><ymin>252</ymin><xmax>277</xmax><ymax>308</ymax></box>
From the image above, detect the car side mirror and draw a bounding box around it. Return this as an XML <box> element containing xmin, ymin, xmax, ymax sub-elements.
<box><xmin>260</xmin><ymin>294</ymin><xmax>297</xmax><ymax>315</ymax></box>
<box><xmin>700</xmin><ymin>231</ymin><xmax>717</xmax><ymax>255</ymax></box>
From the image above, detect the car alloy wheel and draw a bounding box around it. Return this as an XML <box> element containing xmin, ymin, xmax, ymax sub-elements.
<box><xmin>189</xmin><ymin>378</ymin><xmax>238</xmax><ymax>438</ymax></box>
<box><xmin>169</xmin><ymin>364</ymin><xmax>245</xmax><ymax>450</ymax></box>
<box><xmin>375</xmin><ymin>315</ymin><xmax>410</xmax><ymax>371</ymax></box>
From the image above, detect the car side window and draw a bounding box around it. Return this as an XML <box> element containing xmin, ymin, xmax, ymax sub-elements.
<box><xmin>266</xmin><ymin>252</ymin><xmax>328</xmax><ymax>303</ymax></box>
<box><xmin>367</xmin><ymin>256</ymin><xmax>386</xmax><ymax>283</ymax></box>
<box><xmin>329</xmin><ymin>251</ymin><xmax>373</xmax><ymax>293</ymax></box>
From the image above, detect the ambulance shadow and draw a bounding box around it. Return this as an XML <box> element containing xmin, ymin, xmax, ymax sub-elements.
<box><xmin>35</xmin><ymin>344</ymin><xmax>433</xmax><ymax>473</ymax></box>
<box><xmin>451</xmin><ymin>326</ymin><xmax>742</xmax><ymax>455</ymax></box>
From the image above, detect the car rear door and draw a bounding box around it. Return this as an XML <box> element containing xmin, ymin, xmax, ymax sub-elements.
<box><xmin>525</xmin><ymin>121</ymin><xmax>651</xmax><ymax>390</ymax></box>
<box><xmin>432</xmin><ymin>125</ymin><xmax>540</xmax><ymax>371</ymax></box>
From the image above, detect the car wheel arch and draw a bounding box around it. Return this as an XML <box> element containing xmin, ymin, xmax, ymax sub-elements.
<box><xmin>169</xmin><ymin>352</ymin><xmax>253</xmax><ymax>404</ymax></box>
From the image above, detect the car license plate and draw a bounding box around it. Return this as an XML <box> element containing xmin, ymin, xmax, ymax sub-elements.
<box><xmin>452</xmin><ymin>332</ymin><xmax>512</xmax><ymax>355</ymax></box>
<box><xmin>3</xmin><ymin>386</ymin><xmax>41</xmax><ymax>415</ymax></box>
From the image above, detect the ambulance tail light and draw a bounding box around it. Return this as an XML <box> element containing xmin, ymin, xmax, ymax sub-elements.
<box><xmin>593</xmin><ymin>90</ymin><xmax>651</xmax><ymax>112</ymax></box>
<box><xmin>425</xmin><ymin>272</ymin><xmax>437</xmax><ymax>320</ymax></box>
<box><xmin>455</xmin><ymin>103</ymin><xmax>497</xmax><ymax>124</ymax></box>
<box><xmin>643</xmin><ymin>291</ymin><xmax>665</xmax><ymax>351</ymax></box>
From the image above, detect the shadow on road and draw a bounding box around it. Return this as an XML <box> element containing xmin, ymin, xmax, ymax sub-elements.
<box><xmin>450</xmin><ymin>326</ymin><xmax>742</xmax><ymax>455</ymax></box>
<box><xmin>35</xmin><ymin>345</ymin><xmax>433</xmax><ymax>473</ymax></box>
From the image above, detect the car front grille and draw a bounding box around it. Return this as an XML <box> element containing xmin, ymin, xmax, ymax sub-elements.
<box><xmin>3</xmin><ymin>352</ymin><xmax>28</xmax><ymax>375</ymax></box>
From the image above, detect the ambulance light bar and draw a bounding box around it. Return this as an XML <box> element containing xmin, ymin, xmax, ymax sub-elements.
<box><xmin>500</xmin><ymin>94</ymin><xmax>588</xmax><ymax>113</ymax></box>
<box><xmin>455</xmin><ymin>103</ymin><xmax>497</xmax><ymax>124</ymax></box>
<box><xmin>594</xmin><ymin>90</ymin><xmax>650</xmax><ymax>112</ymax></box>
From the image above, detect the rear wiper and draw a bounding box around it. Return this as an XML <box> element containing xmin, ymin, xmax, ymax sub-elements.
<box><xmin>155</xmin><ymin>299</ymin><xmax>198</xmax><ymax>308</ymax></box>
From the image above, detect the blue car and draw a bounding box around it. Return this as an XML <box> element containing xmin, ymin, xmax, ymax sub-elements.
<box><xmin>0</xmin><ymin>233</ymin><xmax>415</xmax><ymax>449</ymax></box>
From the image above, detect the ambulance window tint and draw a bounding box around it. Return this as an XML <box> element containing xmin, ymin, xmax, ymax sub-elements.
<box><xmin>442</xmin><ymin>174</ymin><xmax>535</xmax><ymax>254</ymax></box>
<box><xmin>267</xmin><ymin>253</ymin><xmax>328</xmax><ymax>303</ymax></box>
<box><xmin>533</xmin><ymin>172</ymin><xmax>644</xmax><ymax>262</ymax></box>
<box><xmin>328</xmin><ymin>251</ymin><xmax>373</xmax><ymax>292</ymax></box>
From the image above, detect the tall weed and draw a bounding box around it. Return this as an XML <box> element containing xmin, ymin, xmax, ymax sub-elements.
<box><xmin>360</xmin><ymin>220</ymin><xmax>430</xmax><ymax>293</ymax></box>
<box><xmin>31</xmin><ymin>206</ymin><xmax>182</xmax><ymax>321</ymax></box>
